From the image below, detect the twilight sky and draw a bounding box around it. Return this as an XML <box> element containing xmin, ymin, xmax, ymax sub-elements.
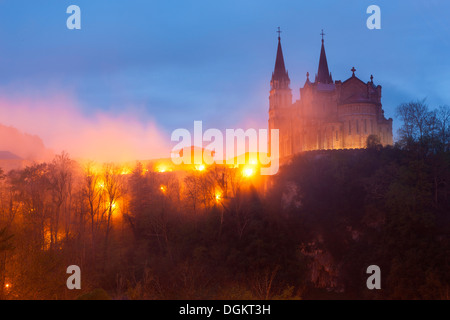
<box><xmin>0</xmin><ymin>0</ymin><xmax>449</xmax><ymax>159</ymax></box>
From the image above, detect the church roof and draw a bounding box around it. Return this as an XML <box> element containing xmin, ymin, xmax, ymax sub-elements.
<box><xmin>338</xmin><ymin>71</ymin><xmax>380</xmax><ymax>105</ymax></box>
<box><xmin>342</xmin><ymin>67</ymin><xmax>365</xmax><ymax>85</ymax></box>
<box><xmin>316</xmin><ymin>83</ymin><xmax>335</xmax><ymax>91</ymax></box>
<box><xmin>271</xmin><ymin>36</ymin><xmax>290</xmax><ymax>84</ymax></box>
<box><xmin>315</xmin><ymin>36</ymin><xmax>333</xmax><ymax>84</ymax></box>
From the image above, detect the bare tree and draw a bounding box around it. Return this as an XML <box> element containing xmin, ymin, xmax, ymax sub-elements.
<box><xmin>0</xmin><ymin>227</ymin><xmax>14</xmax><ymax>299</ymax></box>
<box><xmin>82</xmin><ymin>162</ymin><xmax>106</xmax><ymax>260</ymax></box>
<box><xmin>250</xmin><ymin>266</ymin><xmax>280</xmax><ymax>300</ymax></box>
<box><xmin>396</xmin><ymin>99</ymin><xmax>430</xmax><ymax>143</ymax></box>
<box><xmin>184</xmin><ymin>174</ymin><xmax>201</xmax><ymax>214</ymax></box>
<box><xmin>437</xmin><ymin>105</ymin><xmax>450</xmax><ymax>151</ymax></box>
<box><xmin>48</xmin><ymin>152</ymin><xmax>74</xmax><ymax>249</ymax></box>
<box><xmin>102</xmin><ymin>164</ymin><xmax>124</xmax><ymax>264</ymax></box>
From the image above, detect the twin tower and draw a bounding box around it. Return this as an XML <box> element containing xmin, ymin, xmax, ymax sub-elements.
<box><xmin>268</xmin><ymin>31</ymin><xmax>393</xmax><ymax>160</ymax></box>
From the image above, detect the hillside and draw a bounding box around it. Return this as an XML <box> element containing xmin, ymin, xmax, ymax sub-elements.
<box><xmin>0</xmin><ymin>123</ymin><xmax>53</xmax><ymax>161</ymax></box>
<box><xmin>0</xmin><ymin>151</ymin><xmax>22</xmax><ymax>160</ymax></box>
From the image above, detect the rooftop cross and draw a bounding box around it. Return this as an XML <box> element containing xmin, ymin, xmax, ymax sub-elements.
<box><xmin>320</xmin><ymin>29</ymin><xmax>325</xmax><ymax>42</ymax></box>
<box><xmin>351</xmin><ymin>67</ymin><xmax>356</xmax><ymax>76</ymax></box>
<box><xmin>277</xmin><ymin>27</ymin><xmax>282</xmax><ymax>40</ymax></box>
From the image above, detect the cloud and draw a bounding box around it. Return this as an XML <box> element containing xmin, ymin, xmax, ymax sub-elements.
<box><xmin>0</xmin><ymin>93</ymin><xmax>171</xmax><ymax>163</ymax></box>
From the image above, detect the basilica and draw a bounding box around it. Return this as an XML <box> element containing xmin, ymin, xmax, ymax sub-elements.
<box><xmin>268</xmin><ymin>31</ymin><xmax>393</xmax><ymax>160</ymax></box>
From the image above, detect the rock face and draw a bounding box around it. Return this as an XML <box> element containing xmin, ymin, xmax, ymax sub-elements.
<box><xmin>0</xmin><ymin>124</ymin><xmax>53</xmax><ymax>161</ymax></box>
<box><xmin>300</xmin><ymin>241</ymin><xmax>344</xmax><ymax>292</ymax></box>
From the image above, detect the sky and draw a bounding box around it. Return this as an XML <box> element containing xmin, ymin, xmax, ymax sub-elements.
<box><xmin>0</xmin><ymin>0</ymin><xmax>449</xmax><ymax>160</ymax></box>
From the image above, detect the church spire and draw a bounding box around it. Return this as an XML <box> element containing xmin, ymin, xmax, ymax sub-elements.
<box><xmin>271</xmin><ymin>27</ymin><xmax>290</xmax><ymax>89</ymax></box>
<box><xmin>269</xmin><ymin>28</ymin><xmax>292</xmax><ymax>111</ymax></box>
<box><xmin>316</xmin><ymin>29</ymin><xmax>333</xmax><ymax>84</ymax></box>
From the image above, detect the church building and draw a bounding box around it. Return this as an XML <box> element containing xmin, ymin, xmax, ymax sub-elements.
<box><xmin>268</xmin><ymin>30</ymin><xmax>393</xmax><ymax>160</ymax></box>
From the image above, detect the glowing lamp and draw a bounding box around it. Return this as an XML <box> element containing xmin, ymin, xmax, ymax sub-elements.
<box><xmin>243</xmin><ymin>167</ymin><xmax>254</xmax><ymax>177</ymax></box>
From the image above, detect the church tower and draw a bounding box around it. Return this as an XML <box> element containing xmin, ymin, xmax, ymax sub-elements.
<box><xmin>269</xmin><ymin>29</ymin><xmax>292</xmax><ymax>111</ymax></box>
<box><xmin>315</xmin><ymin>30</ymin><xmax>333</xmax><ymax>84</ymax></box>
<box><xmin>268</xmin><ymin>29</ymin><xmax>293</xmax><ymax>159</ymax></box>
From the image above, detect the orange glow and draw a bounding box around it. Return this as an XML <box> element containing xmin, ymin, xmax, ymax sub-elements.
<box><xmin>157</xmin><ymin>164</ymin><xmax>172</xmax><ymax>173</ymax></box>
<box><xmin>215</xmin><ymin>191</ymin><xmax>222</xmax><ymax>202</ymax></box>
<box><xmin>196</xmin><ymin>164</ymin><xmax>205</xmax><ymax>171</ymax></box>
<box><xmin>121</xmin><ymin>168</ymin><xmax>131</xmax><ymax>175</ymax></box>
<box><xmin>109</xmin><ymin>201</ymin><xmax>121</xmax><ymax>217</ymax></box>
<box><xmin>5</xmin><ymin>283</ymin><xmax>10</xmax><ymax>289</ymax></box>
<box><xmin>160</xmin><ymin>185</ymin><xmax>167</xmax><ymax>193</ymax></box>
<box><xmin>243</xmin><ymin>167</ymin><xmax>254</xmax><ymax>177</ymax></box>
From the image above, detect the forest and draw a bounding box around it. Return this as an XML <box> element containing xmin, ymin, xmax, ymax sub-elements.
<box><xmin>0</xmin><ymin>100</ymin><xmax>449</xmax><ymax>300</ymax></box>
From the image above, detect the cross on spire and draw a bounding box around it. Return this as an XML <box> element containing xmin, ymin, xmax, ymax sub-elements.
<box><xmin>277</xmin><ymin>27</ymin><xmax>282</xmax><ymax>40</ymax></box>
<box><xmin>271</xmin><ymin>27</ymin><xmax>289</xmax><ymax>88</ymax></box>
<box><xmin>316</xmin><ymin>30</ymin><xmax>332</xmax><ymax>84</ymax></box>
<box><xmin>351</xmin><ymin>67</ymin><xmax>356</xmax><ymax>76</ymax></box>
<box><xmin>320</xmin><ymin>29</ymin><xmax>325</xmax><ymax>42</ymax></box>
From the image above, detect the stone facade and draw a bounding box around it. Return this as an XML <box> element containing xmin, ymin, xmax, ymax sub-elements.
<box><xmin>268</xmin><ymin>34</ymin><xmax>393</xmax><ymax>161</ymax></box>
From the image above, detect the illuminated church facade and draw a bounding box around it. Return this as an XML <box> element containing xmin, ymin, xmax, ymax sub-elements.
<box><xmin>268</xmin><ymin>31</ymin><xmax>393</xmax><ymax>160</ymax></box>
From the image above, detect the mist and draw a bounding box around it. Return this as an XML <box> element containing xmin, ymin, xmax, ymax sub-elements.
<box><xmin>0</xmin><ymin>94</ymin><xmax>171</xmax><ymax>163</ymax></box>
